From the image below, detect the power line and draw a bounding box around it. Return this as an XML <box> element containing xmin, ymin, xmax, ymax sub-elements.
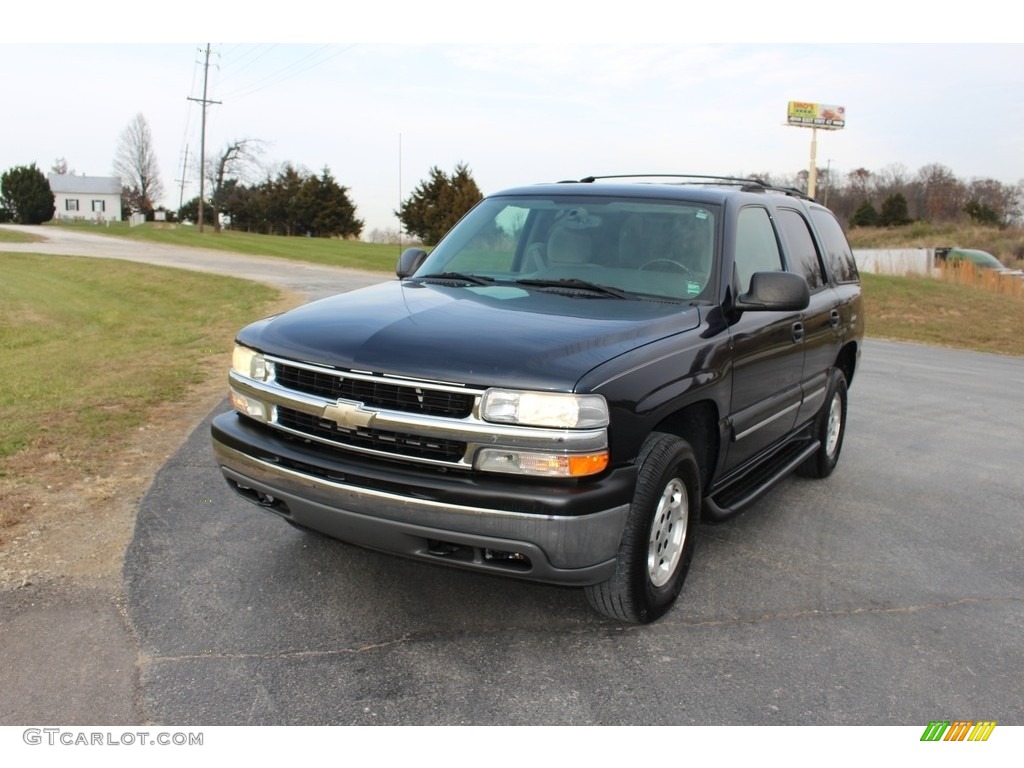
<box><xmin>219</xmin><ymin>44</ymin><xmax>356</xmax><ymax>102</ymax></box>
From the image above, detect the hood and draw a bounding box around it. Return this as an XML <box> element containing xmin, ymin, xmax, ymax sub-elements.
<box><xmin>239</xmin><ymin>280</ymin><xmax>700</xmax><ymax>391</ymax></box>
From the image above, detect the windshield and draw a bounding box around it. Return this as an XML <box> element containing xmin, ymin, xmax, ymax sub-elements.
<box><xmin>949</xmin><ymin>249</ymin><xmax>1004</xmax><ymax>270</ymax></box>
<box><xmin>414</xmin><ymin>195</ymin><xmax>718</xmax><ymax>301</ymax></box>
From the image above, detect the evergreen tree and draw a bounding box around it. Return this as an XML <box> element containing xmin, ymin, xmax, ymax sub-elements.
<box><xmin>0</xmin><ymin>163</ymin><xmax>55</xmax><ymax>224</ymax></box>
<box><xmin>177</xmin><ymin>196</ymin><xmax>214</xmax><ymax>225</ymax></box>
<box><xmin>963</xmin><ymin>199</ymin><xmax>1001</xmax><ymax>226</ymax></box>
<box><xmin>397</xmin><ymin>163</ymin><xmax>483</xmax><ymax>244</ymax></box>
<box><xmin>308</xmin><ymin>167</ymin><xmax>363</xmax><ymax>238</ymax></box>
<box><xmin>848</xmin><ymin>200</ymin><xmax>880</xmax><ymax>228</ymax></box>
<box><xmin>879</xmin><ymin>193</ymin><xmax>911</xmax><ymax>226</ymax></box>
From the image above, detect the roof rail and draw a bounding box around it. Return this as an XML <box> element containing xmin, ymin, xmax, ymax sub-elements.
<box><xmin>568</xmin><ymin>174</ymin><xmax>812</xmax><ymax>201</ymax></box>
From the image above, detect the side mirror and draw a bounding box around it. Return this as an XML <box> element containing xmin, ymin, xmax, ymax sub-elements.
<box><xmin>734</xmin><ymin>271</ymin><xmax>810</xmax><ymax>312</ymax></box>
<box><xmin>396</xmin><ymin>248</ymin><xmax>428</xmax><ymax>278</ymax></box>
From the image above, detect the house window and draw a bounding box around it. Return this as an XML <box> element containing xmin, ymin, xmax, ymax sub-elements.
<box><xmin>92</xmin><ymin>200</ymin><xmax>106</xmax><ymax>212</ymax></box>
<box><xmin>66</xmin><ymin>199</ymin><xmax>79</xmax><ymax>211</ymax></box>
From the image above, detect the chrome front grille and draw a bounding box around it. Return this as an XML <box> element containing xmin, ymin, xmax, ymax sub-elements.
<box><xmin>259</xmin><ymin>357</ymin><xmax>482</xmax><ymax>468</ymax></box>
<box><xmin>274</xmin><ymin>363</ymin><xmax>474</xmax><ymax>418</ymax></box>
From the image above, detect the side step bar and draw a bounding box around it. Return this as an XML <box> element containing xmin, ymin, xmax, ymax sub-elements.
<box><xmin>703</xmin><ymin>439</ymin><xmax>820</xmax><ymax>522</ymax></box>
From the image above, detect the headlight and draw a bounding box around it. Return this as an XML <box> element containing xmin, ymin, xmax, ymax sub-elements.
<box><xmin>481</xmin><ymin>389</ymin><xmax>608</xmax><ymax>428</ymax></box>
<box><xmin>231</xmin><ymin>344</ymin><xmax>268</xmax><ymax>381</ymax></box>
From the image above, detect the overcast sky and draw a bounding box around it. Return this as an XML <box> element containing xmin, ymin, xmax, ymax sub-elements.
<box><xmin>3</xmin><ymin>5</ymin><xmax>1021</xmax><ymax>235</ymax></box>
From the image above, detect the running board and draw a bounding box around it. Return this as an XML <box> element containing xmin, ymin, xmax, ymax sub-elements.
<box><xmin>703</xmin><ymin>439</ymin><xmax>820</xmax><ymax>522</ymax></box>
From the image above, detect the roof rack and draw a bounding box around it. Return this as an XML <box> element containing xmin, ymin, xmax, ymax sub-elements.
<box><xmin>565</xmin><ymin>174</ymin><xmax>812</xmax><ymax>201</ymax></box>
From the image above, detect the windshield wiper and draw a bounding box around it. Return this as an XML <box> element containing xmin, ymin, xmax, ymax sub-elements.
<box><xmin>513</xmin><ymin>277</ymin><xmax>631</xmax><ymax>299</ymax></box>
<box><xmin>416</xmin><ymin>272</ymin><xmax>496</xmax><ymax>286</ymax></box>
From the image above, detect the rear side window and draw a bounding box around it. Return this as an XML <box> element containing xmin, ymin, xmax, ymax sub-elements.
<box><xmin>776</xmin><ymin>208</ymin><xmax>825</xmax><ymax>291</ymax></box>
<box><xmin>810</xmin><ymin>208</ymin><xmax>859</xmax><ymax>284</ymax></box>
<box><xmin>734</xmin><ymin>207</ymin><xmax>783</xmax><ymax>293</ymax></box>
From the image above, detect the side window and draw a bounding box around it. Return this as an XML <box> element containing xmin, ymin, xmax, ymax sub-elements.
<box><xmin>735</xmin><ymin>206</ymin><xmax>783</xmax><ymax>293</ymax></box>
<box><xmin>776</xmin><ymin>208</ymin><xmax>825</xmax><ymax>291</ymax></box>
<box><xmin>810</xmin><ymin>208</ymin><xmax>860</xmax><ymax>284</ymax></box>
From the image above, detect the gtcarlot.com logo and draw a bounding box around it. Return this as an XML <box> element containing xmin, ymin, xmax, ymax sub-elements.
<box><xmin>23</xmin><ymin>729</ymin><xmax>203</xmax><ymax>746</ymax></box>
<box><xmin>920</xmin><ymin>721</ymin><xmax>996</xmax><ymax>742</ymax></box>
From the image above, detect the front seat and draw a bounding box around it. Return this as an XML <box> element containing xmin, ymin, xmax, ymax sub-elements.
<box><xmin>546</xmin><ymin>226</ymin><xmax>592</xmax><ymax>267</ymax></box>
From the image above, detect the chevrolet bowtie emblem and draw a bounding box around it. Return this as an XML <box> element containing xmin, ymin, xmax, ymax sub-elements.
<box><xmin>322</xmin><ymin>398</ymin><xmax>376</xmax><ymax>430</ymax></box>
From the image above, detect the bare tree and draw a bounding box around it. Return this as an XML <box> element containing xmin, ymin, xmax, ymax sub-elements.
<box><xmin>113</xmin><ymin>113</ymin><xmax>164</xmax><ymax>216</ymax></box>
<box><xmin>50</xmin><ymin>157</ymin><xmax>76</xmax><ymax>175</ymax></box>
<box><xmin>205</xmin><ymin>139</ymin><xmax>264</xmax><ymax>231</ymax></box>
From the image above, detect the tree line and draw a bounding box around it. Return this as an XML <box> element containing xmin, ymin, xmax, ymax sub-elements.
<box><xmin>4</xmin><ymin>110</ymin><xmax>1021</xmax><ymax>240</ymax></box>
<box><xmin>180</xmin><ymin>164</ymin><xmax>364</xmax><ymax>238</ymax></box>
<box><xmin>765</xmin><ymin>163</ymin><xmax>1022</xmax><ymax>229</ymax></box>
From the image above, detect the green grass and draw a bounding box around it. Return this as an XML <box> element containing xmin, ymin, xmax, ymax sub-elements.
<box><xmin>862</xmin><ymin>272</ymin><xmax>1024</xmax><ymax>356</ymax></box>
<box><xmin>0</xmin><ymin>227</ymin><xmax>43</xmax><ymax>243</ymax></box>
<box><xmin>0</xmin><ymin>252</ymin><xmax>279</xmax><ymax>465</ymax></box>
<box><xmin>45</xmin><ymin>220</ymin><xmax>404</xmax><ymax>272</ymax></box>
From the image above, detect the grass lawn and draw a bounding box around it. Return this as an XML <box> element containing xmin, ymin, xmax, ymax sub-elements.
<box><xmin>862</xmin><ymin>272</ymin><xmax>1024</xmax><ymax>356</ymax></box>
<box><xmin>0</xmin><ymin>253</ymin><xmax>280</xmax><ymax>521</ymax></box>
<box><xmin>0</xmin><ymin>227</ymin><xmax>44</xmax><ymax>243</ymax></box>
<box><xmin>45</xmin><ymin>220</ymin><xmax>404</xmax><ymax>272</ymax></box>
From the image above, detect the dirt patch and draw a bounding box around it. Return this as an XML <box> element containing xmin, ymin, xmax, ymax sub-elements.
<box><xmin>0</xmin><ymin>290</ymin><xmax>303</xmax><ymax>591</ymax></box>
<box><xmin>0</xmin><ymin>365</ymin><xmax>227</xmax><ymax>589</ymax></box>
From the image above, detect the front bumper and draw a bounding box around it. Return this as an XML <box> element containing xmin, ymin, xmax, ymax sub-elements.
<box><xmin>211</xmin><ymin>412</ymin><xmax>635</xmax><ymax>586</ymax></box>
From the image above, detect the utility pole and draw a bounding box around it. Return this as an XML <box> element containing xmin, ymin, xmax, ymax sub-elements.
<box><xmin>175</xmin><ymin>144</ymin><xmax>190</xmax><ymax>215</ymax></box>
<box><xmin>187</xmin><ymin>44</ymin><xmax>221</xmax><ymax>232</ymax></box>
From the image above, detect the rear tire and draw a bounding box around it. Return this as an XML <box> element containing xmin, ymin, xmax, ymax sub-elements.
<box><xmin>797</xmin><ymin>367</ymin><xmax>848</xmax><ymax>479</ymax></box>
<box><xmin>585</xmin><ymin>433</ymin><xmax>701</xmax><ymax>623</ymax></box>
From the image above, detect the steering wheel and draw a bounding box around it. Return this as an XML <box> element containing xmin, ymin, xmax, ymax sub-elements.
<box><xmin>639</xmin><ymin>259</ymin><xmax>694</xmax><ymax>278</ymax></box>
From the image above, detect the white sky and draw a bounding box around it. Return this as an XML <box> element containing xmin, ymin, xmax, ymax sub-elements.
<box><xmin>3</xmin><ymin>3</ymin><xmax>1022</xmax><ymax>235</ymax></box>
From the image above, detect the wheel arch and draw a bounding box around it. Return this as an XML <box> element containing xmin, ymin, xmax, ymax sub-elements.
<box><xmin>651</xmin><ymin>400</ymin><xmax>719</xmax><ymax>493</ymax></box>
<box><xmin>836</xmin><ymin>340</ymin><xmax>858</xmax><ymax>387</ymax></box>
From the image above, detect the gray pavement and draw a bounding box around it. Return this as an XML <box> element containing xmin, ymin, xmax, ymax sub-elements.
<box><xmin>122</xmin><ymin>340</ymin><xmax>1024</xmax><ymax>725</ymax></box>
<box><xmin>2</xmin><ymin>225</ymin><xmax>1022</xmax><ymax>725</ymax></box>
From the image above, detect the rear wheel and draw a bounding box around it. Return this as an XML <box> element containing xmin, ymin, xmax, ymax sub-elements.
<box><xmin>585</xmin><ymin>433</ymin><xmax>701</xmax><ymax>623</ymax></box>
<box><xmin>797</xmin><ymin>367</ymin><xmax>848</xmax><ymax>479</ymax></box>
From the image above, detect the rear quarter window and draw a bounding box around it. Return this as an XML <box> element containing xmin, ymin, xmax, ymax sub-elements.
<box><xmin>776</xmin><ymin>208</ymin><xmax>825</xmax><ymax>291</ymax></box>
<box><xmin>810</xmin><ymin>208</ymin><xmax>859</xmax><ymax>284</ymax></box>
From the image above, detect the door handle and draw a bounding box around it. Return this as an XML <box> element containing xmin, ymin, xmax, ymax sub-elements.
<box><xmin>830</xmin><ymin>309</ymin><xmax>841</xmax><ymax>328</ymax></box>
<box><xmin>792</xmin><ymin>322</ymin><xmax>805</xmax><ymax>343</ymax></box>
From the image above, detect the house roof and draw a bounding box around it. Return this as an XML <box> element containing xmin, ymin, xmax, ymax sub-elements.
<box><xmin>47</xmin><ymin>174</ymin><xmax>122</xmax><ymax>195</ymax></box>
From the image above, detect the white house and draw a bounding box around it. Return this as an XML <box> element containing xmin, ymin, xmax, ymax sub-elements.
<box><xmin>47</xmin><ymin>174</ymin><xmax>122</xmax><ymax>223</ymax></box>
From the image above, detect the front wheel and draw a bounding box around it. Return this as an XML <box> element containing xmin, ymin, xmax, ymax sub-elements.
<box><xmin>797</xmin><ymin>367</ymin><xmax>848</xmax><ymax>479</ymax></box>
<box><xmin>585</xmin><ymin>433</ymin><xmax>701</xmax><ymax>623</ymax></box>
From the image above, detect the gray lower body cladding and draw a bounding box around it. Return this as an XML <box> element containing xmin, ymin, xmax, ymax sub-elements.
<box><xmin>212</xmin><ymin>413</ymin><xmax>633</xmax><ymax>586</ymax></box>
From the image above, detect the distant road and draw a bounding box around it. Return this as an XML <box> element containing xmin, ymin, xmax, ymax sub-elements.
<box><xmin>0</xmin><ymin>224</ymin><xmax>387</xmax><ymax>300</ymax></box>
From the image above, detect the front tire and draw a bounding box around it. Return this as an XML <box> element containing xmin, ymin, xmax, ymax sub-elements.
<box><xmin>797</xmin><ymin>367</ymin><xmax>848</xmax><ymax>479</ymax></box>
<box><xmin>585</xmin><ymin>433</ymin><xmax>701</xmax><ymax>623</ymax></box>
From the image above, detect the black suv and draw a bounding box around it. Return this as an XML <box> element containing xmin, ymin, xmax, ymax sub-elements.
<box><xmin>212</xmin><ymin>175</ymin><xmax>863</xmax><ymax>623</ymax></box>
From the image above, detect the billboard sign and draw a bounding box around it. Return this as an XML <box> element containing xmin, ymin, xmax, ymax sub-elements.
<box><xmin>787</xmin><ymin>101</ymin><xmax>845</xmax><ymax>129</ymax></box>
